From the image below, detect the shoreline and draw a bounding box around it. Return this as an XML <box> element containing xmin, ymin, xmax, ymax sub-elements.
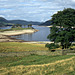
<box><xmin>0</xmin><ymin>34</ymin><xmax>26</xmax><ymax>42</ymax></box>
<box><xmin>0</xmin><ymin>29</ymin><xmax>39</xmax><ymax>36</ymax></box>
<box><xmin>0</xmin><ymin>34</ymin><xmax>53</xmax><ymax>44</ymax></box>
<box><xmin>0</xmin><ymin>28</ymin><xmax>52</xmax><ymax>43</ymax></box>
<box><xmin>0</xmin><ymin>34</ymin><xmax>53</xmax><ymax>43</ymax></box>
<box><xmin>0</xmin><ymin>29</ymin><xmax>39</xmax><ymax>42</ymax></box>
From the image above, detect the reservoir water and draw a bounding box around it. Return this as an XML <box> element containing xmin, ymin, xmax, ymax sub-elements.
<box><xmin>0</xmin><ymin>25</ymin><xmax>50</xmax><ymax>41</ymax></box>
<box><xmin>11</xmin><ymin>25</ymin><xmax>50</xmax><ymax>41</ymax></box>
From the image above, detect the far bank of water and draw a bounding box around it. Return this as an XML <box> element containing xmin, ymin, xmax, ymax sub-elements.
<box><xmin>11</xmin><ymin>25</ymin><xmax>50</xmax><ymax>41</ymax></box>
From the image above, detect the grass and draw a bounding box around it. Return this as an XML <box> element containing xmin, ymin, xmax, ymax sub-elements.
<box><xmin>0</xmin><ymin>27</ymin><xmax>33</xmax><ymax>32</ymax></box>
<box><xmin>0</xmin><ymin>55</ymin><xmax>74</xmax><ymax>67</ymax></box>
<box><xmin>0</xmin><ymin>42</ymin><xmax>75</xmax><ymax>56</ymax></box>
<box><xmin>0</xmin><ymin>42</ymin><xmax>75</xmax><ymax>75</ymax></box>
<box><xmin>0</xmin><ymin>42</ymin><xmax>48</xmax><ymax>52</ymax></box>
<box><xmin>0</xmin><ymin>55</ymin><xmax>75</xmax><ymax>75</ymax></box>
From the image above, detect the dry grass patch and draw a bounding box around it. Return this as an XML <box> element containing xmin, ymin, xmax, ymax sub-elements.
<box><xmin>0</xmin><ymin>42</ymin><xmax>48</xmax><ymax>52</ymax></box>
<box><xmin>0</xmin><ymin>56</ymin><xmax>75</xmax><ymax>75</ymax></box>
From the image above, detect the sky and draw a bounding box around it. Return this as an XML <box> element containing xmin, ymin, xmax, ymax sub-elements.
<box><xmin>0</xmin><ymin>0</ymin><xmax>75</xmax><ymax>22</ymax></box>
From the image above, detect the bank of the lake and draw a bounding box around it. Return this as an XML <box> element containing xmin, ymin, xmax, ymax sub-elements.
<box><xmin>11</xmin><ymin>25</ymin><xmax>50</xmax><ymax>41</ymax></box>
<box><xmin>0</xmin><ymin>28</ymin><xmax>38</xmax><ymax>42</ymax></box>
<box><xmin>0</xmin><ymin>34</ymin><xmax>26</xmax><ymax>42</ymax></box>
<box><xmin>0</xmin><ymin>25</ymin><xmax>50</xmax><ymax>42</ymax></box>
<box><xmin>0</xmin><ymin>29</ymin><xmax>38</xmax><ymax>36</ymax></box>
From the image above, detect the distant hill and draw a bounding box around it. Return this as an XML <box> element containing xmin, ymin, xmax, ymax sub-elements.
<box><xmin>8</xmin><ymin>20</ymin><xmax>42</xmax><ymax>25</ymax></box>
<box><xmin>0</xmin><ymin>17</ymin><xmax>42</xmax><ymax>27</ymax></box>
<box><xmin>0</xmin><ymin>17</ymin><xmax>8</xmax><ymax>23</ymax></box>
<box><xmin>40</xmin><ymin>20</ymin><xmax>51</xmax><ymax>26</ymax></box>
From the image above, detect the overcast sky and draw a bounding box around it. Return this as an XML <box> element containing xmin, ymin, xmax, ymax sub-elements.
<box><xmin>0</xmin><ymin>0</ymin><xmax>75</xmax><ymax>22</ymax></box>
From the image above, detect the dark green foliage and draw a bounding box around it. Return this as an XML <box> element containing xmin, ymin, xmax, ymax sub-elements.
<box><xmin>48</xmin><ymin>8</ymin><xmax>75</xmax><ymax>49</ymax></box>
<box><xmin>28</xmin><ymin>24</ymin><xmax>32</xmax><ymax>28</ymax></box>
<box><xmin>45</xmin><ymin>43</ymin><xmax>59</xmax><ymax>51</ymax></box>
<box><xmin>15</xmin><ymin>24</ymin><xmax>22</xmax><ymax>27</ymax></box>
<box><xmin>47</xmin><ymin>26</ymin><xmax>59</xmax><ymax>41</ymax></box>
<box><xmin>12</xmin><ymin>25</ymin><xmax>15</xmax><ymax>28</ymax></box>
<box><xmin>51</xmin><ymin>8</ymin><xmax>75</xmax><ymax>27</ymax></box>
<box><xmin>72</xmin><ymin>44</ymin><xmax>75</xmax><ymax>46</ymax></box>
<box><xmin>12</xmin><ymin>24</ymin><xmax>22</xmax><ymax>28</ymax></box>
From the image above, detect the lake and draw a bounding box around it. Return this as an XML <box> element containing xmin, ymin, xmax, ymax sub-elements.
<box><xmin>0</xmin><ymin>26</ymin><xmax>12</xmax><ymax>29</ymax></box>
<box><xmin>11</xmin><ymin>25</ymin><xmax>50</xmax><ymax>41</ymax></box>
<box><xmin>0</xmin><ymin>25</ymin><xmax>50</xmax><ymax>41</ymax></box>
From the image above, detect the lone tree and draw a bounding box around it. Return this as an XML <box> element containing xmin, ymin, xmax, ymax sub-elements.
<box><xmin>47</xmin><ymin>8</ymin><xmax>75</xmax><ymax>49</ymax></box>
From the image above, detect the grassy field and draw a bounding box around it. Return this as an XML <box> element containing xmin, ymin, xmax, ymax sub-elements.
<box><xmin>0</xmin><ymin>42</ymin><xmax>75</xmax><ymax>75</ymax></box>
<box><xmin>0</xmin><ymin>55</ymin><xmax>74</xmax><ymax>67</ymax></box>
<box><xmin>0</xmin><ymin>42</ymin><xmax>48</xmax><ymax>52</ymax></box>
<box><xmin>0</xmin><ymin>55</ymin><xmax>75</xmax><ymax>75</ymax></box>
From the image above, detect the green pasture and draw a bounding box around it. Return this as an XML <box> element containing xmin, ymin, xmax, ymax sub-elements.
<box><xmin>0</xmin><ymin>55</ymin><xmax>75</xmax><ymax>75</ymax></box>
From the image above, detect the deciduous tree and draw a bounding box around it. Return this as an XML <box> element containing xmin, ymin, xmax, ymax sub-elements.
<box><xmin>47</xmin><ymin>8</ymin><xmax>75</xmax><ymax>49</ymax></box>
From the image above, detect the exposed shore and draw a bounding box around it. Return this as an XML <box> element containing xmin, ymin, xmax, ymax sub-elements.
<box><xmin>0</xmin><ymin>29</ymin><xmax>52</xmax><ymax>43</ymax></box>
<box><xmin>0</xmin><ymin>34</ymin><xmax>53</xmax><ymax>43</ymax></box>
<box><xmin>0</xmin><ymin>29</ymin><xmax>38</xmax><ymax>42</ymax></box>
<box><xmin>0</xmin><ymin>34</ymin><xmax>26</xmax><ymax>42</ymax></box>
<box><xmin>0</xmin><ymin>29</ymin><xmax>38</xmax><ymax>36</ymax></box>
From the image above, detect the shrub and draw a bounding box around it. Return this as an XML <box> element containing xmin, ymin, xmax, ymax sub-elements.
<box><xmin>45</xmin><ymin>43</ymin><xmax>59</xmax><ymax>51</ymax></box>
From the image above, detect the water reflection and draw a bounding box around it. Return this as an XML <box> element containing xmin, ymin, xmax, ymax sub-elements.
<box><xmin>0</xmin><ymin>25</ymin><xmax>50</xmax><ymax>41</ymax></box>
<box><xmin>0</xmin><ymin>26</ymin><xmax>12</xmax><ymax>29</ymax></box>
<box><xmin>11</xmin><ymin>25</ymin><xmax>50</xmax><ymax>41</ymax></box>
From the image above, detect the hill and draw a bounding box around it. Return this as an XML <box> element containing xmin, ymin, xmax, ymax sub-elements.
<box><xmin>0</xmin><ymin>17</ymin><xmax>42</xmax><ymax>27</ymax></box>
<box><xmin>8</xmin><ymin>20</ymin><xmax>42</xmax><ymax>25</ymax></box>
<box><xmin>0</xmin><ymin>17</ymin><xmax>8</xmax><ymax>22</ymax></box>
<box><xmin>40</xmin><ymin>20</ymin><xmax>51</xmax><ymax>26</ymax></box>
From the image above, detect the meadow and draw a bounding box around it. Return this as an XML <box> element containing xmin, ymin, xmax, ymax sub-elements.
<box><xmin>0</xmin><ymin>55</ymin><xmax>75</xmax><ymax>75</ymax></box>
<box><xmin>0</xmin><ymin>42</ymin><xmax>75</xmax><ymax>75</ymax></box>
<box><xmin>0</xmin><ymin>42</ymin><xmax>48</xmax><ymax>52</ymax></box>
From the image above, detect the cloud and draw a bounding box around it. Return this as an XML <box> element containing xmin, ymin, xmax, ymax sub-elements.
<box><xmin>0</xmin><ymin>0</ymin><xmax>75</xmax><ymax>22</ymax></box>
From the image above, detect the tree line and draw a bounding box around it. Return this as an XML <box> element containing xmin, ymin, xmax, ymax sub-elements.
<box><xmin>12</xmin><ymin>24</ymin><xmax>32</xmax><ymax>28</ymax></box>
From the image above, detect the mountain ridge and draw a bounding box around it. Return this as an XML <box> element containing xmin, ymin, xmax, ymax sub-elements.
<box><xmin>0</xmin><ymin>17</ymin><xmax>42</xmax><ymax>26</ymax></box>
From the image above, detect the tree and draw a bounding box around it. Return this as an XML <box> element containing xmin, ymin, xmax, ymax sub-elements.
<box><xmin>15</xmin><ymin>24</ymin><xmax>22</xmax><ymax>28</ymax></box>
<box><xmin>12</xmin><ymin>24</ymin><xmax>16</xmax><ymax>28</ymax></box>
<box><xmin>28</xmin><ymin>24</ymin><xmax>32</xmax><ymax>28</ymax></box>
<box><xmin>47</xmin><ymin>8</ymin><xmax>75</xmax><ymax>49</ymax></box>
<box><xmin>12</xmin><ymin>24</ymin><xmax>22</xmax><ymax>28</ymax></box>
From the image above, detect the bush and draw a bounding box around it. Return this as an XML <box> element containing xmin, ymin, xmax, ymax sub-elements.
<box><xmin>45</xmin><ymin>43</ymin><xmax>59</xmax><ymax>51</ymax></box>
